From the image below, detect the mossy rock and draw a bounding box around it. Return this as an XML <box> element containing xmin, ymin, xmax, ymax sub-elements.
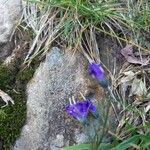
<box><xmin>0</xmin><ymin>64</ymin><xmax>35</xmax><ymax>150</ymax></box>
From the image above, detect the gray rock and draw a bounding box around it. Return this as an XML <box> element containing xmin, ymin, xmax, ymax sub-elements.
<box><xmin>0</xmin><ymin>41</ymin><xmax>15</xmax><ymax>61</ymax></box>
<box><xmin>13</xmin><ymin>47</ymin><xmax>116</xmax><ymax>150</ymax></box>
<box><xmin>0</xmin><ymin>0</ymin><xmax>22</xmax><ymax>61</ymax></box>
<box><xmin>0</xmin><ymin>0</ymin><xmax>22</xmax><ymax>43</ymax></box>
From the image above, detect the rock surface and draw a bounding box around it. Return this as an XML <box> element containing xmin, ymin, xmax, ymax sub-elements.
<box><xmin>0</xmin><ymin>0</ymin><xmax>22</xmax><ymax>60</ymax></box>
<box><xmin>13</xmin><ymin>47</ymin><xmax>94</xmax><ymax>150</ymax></box>
<box><xmin>0</xmin><ymin>41</ymin><xmax>15</xmax><ymax>61</ymax></box>
<box><xmin>13</xmin><ymin>47</ymin><xmax>116</xmax><ymax>150</ymax></box>
<box><xmin>0</xmin><ymin>0</ymin><xmax>22</xmax><ymax>43</ymax></box>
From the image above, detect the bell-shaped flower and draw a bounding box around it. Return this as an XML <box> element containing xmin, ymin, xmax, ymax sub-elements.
<box><xmin>66</xmin><ymin>97</ymin><xmax>98</xmax><ymax>125</ymax></box>
<box><xmin>89</xmin><ymin>63</ymin><xmax>108</xmax><ymax>88</ymax></box>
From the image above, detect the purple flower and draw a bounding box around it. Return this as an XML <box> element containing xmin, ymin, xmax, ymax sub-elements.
<box><xmin>89</xmin><ymin>63</ymin><xmax>108</xmax><ymax>88</ymax></box>
<box><xmin>66</xmin><ymin>97</ymin><xmax>98</xmax><ymax>124</ymax></box>
<box><xmin>89</xmin><ymin>63</ymin><xmax>104</xmax><ymax>80</ymax></box>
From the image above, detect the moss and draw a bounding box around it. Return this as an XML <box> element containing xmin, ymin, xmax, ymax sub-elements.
<box><xmin>0</xmin><ymin>66</ymin><xmax>15</xmax><ymax>90</ymax></box>
<box><xmin>0</xmin><ymin>64</ymin><xmax>35</xmax><ymax>150</ymax></box>
<box><xmin>17</xmin><ymin>67</ymin><xmax>35</xmax><ymax>82</ymax></box>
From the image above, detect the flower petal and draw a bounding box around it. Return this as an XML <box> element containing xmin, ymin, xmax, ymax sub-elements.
<box><xmin>89</xmin><ymin>63</ymin><xmax>108</xmax><ymax>88</ymax></box>
<box><xmin>65</xmin><ymin>101</ymin><xmax>88</xmax><ymax>123</ymax></box>
<box><xmin>75</xmin><ymin>102</ymin><xmax>88</xmax><ymax>117</ymax></box>
<box><xmin>89</xmin><ymin>63</ymin><xmax>104</xmax><ymax>80</ymax></box>
<box><xmin>66</xmin><ymin>98</ymin><xmax>99</xmax><ymax>123</ymax></box>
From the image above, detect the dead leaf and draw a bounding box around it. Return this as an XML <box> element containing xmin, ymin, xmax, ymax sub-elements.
<box><xmin>121</xmin><ymin>45</ymin><xmax>150</xmax><ymax>66</ymax></box>
<box><xmin>130</xmin><ymin>78</ymin><xmax>147</xmax><ymax>98</ymax></box>
<box><xmin>120</xmin><ymin>71</ymin><xmax>135</xmax><ymax>83</ymax></box>
<box><xmin>146</xmin><ymin>93</ymin><xmax>150</xmax><ymax>99</ymax></box>
<box><xmin>147</xmin><ymin>68</ymin><xmax>150</xmax><ymax>73</ymax></box>
<box><xmin>145</xmin><ymin>102</ymin><xmax>150</xmax><ymax>113</ymax></box>
<box><xmin>0</xmin><ymin>89</ymin><xmax>14</xmax><ymax>108</ymax></box>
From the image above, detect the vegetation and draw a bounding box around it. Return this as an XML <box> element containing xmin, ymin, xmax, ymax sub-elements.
<box><xmin>0</xmin><ymin>65</ymin><xmax>35</xmax><ymax>150</ymax></box>
<box><xmin>0</xmin><ymin>0</ymin><xmax>149</xmax><ymax>149</ymax></box>
<box><xmin>22</xmin><ymin>0</ymin><xmax>150</xmax><ymax>64</ymax></box>
<box><xmin>22</xmin><ymin>1</ymin><xmax>149</xmax><ymax>148</ymax></box>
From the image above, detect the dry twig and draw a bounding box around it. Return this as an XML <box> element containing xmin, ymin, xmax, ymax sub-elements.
<box><xmin>0</xmin><ymin>89</ymin><xmax>14</xmax><ymax>108</ymax></box>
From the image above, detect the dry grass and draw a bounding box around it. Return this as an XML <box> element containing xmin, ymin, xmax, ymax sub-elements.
<box><xmin>21</xmin><ymin>0</ymin><xmax>150</xmax><ymax>64</ymax></box>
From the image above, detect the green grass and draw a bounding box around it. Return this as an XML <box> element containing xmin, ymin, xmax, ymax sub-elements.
<box><xmin>23</xmin><ymin>0</ymin><xmax>150</xmax><ymax>64</ymax></box>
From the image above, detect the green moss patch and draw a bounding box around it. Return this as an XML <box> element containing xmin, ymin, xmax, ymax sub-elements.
<box><xmin>0</xmin><ymin>65</ymin><xmax>35</xmax><ymax>150</ymax></box>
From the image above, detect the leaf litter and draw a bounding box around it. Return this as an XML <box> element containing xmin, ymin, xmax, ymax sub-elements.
<box><xmin>121</xmin><ymin>44</ymin><xmax>150</xmax><ymax>66</ymax></box>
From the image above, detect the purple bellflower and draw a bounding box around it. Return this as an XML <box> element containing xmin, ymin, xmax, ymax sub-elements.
<box><xmin>66</xmin><ymin>97</ymin><xmax>98</xmax><ymax>125</ymax></box>
<box><xmin>89</xmin><ymin>63</ymin><xmax>108</xmax><ymax>88</ymax></box>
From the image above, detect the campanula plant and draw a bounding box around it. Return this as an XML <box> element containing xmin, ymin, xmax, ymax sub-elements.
<box><xmin>66</xmin><ymin>97</ymin><xmax>99</xmax><ymax>125</ymax></box>
<box><xmin>89</xmin><ymin>63</ymin><xmax>108</xmax><ymax>89</ymax></box>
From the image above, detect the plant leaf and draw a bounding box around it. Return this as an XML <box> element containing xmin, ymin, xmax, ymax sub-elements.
<box><xmin>62</xmin><ymin>144</ymin><xmax>91</xmax><ymax>150</ymax></box>
<box><xmin>120</xmin><ymin>71</ymin><xmax>135</xmax><ymax>83</ymax></box>
<box><xmin>111</xmin><ymin>135</ymin><xmax>141</xmax><ymax>150</ymax></box>
<box><xmin>97</xmin><ymin>143</ymin><xmax>112</xmax><ymax>150</ymax></box>
<box><xmin>130</xmin><ymin>78</ymin><xmax>147</xmax><ymax>97</ymax></box>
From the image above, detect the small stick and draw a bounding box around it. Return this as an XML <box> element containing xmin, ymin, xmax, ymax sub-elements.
<box><xmin>69</xmin><ymin>97</ymin><xmax>73</xmax><ymax>105</ymax></box>
<box><xmin>72</xmin><ymin>96</ymin><xmax>76</xmax><ymax>104</ymax></box>
<box><xmin>0</xmin><ymin>89</ymin><xmax>14</xmax><ymax>108</ymax></box>
<box><xmin>79</xmin><ymin>92</ymin><xmax>86</xmax><ymax>100</ymax></box>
